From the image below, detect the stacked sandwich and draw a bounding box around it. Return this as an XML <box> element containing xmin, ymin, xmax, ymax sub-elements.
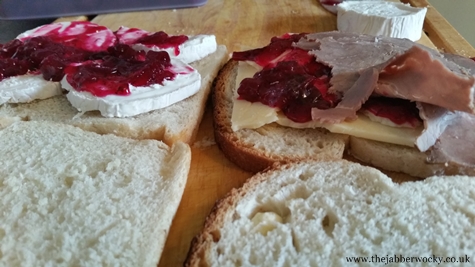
<box><xmin>185</xmin><ymin>16</ymin><xmax>475</xmax><ymax>267</ymax></box>
<box><xmin>212</xmin><ymin>31</ymin><xmax>475</xmax><ymax>178</ymax></box>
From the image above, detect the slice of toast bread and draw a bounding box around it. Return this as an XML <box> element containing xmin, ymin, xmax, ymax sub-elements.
<box><xmin>212</xmin><ymin>60</ymin><xmax>348</xmax><ymax>173</ymax></box>
<box><xmin>0</xmin><ymin>121</ymin><xmax>191</xmax><ymax>266</ymax></box>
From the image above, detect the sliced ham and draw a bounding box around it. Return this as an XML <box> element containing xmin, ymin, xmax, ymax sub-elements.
<box><xmin>295</xmin><ymin>32</ymin><xmax>412</xmax><ymax>122</ymax></box>
<box><xmin>294</xmin><ymin>31</ymin><xmax>475</xmax><ymax>122</ymax></box>
<box><xmin>311</xmin><ymin>67</ymin><xmax>378</xmax><ymax>123</ymax></box>
<box><xmin>415</xmin><ymin>103</ymin><xmax>458</xmax><ymax>152</ymax></box>
<box><xmin>416</xmin><ymin>58</ymin><xmax>475</xmax><ymax>169</ymax></box>
<box><xmin>428</xmin><ymin>111</ymin><xmax>475</xmax><ymax>170</ymax></box>
<box><xmin>377</xmin><ymin>45</ymin><xmax>475</xmax><ymax>113</ymax></box>
<box><xmin>295</xmin><ymin>31</ymin><xmax>475</xmax><ymax>170</ymax></box>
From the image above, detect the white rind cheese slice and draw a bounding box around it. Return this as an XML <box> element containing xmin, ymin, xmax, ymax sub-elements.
<box><xmin>62</xmin><ymin>59</ymin><xmax>201</xmax><ymax>118</ymax></box>
<box><xmin>115</xmin><ymin>27</ymin><xmax>218</xmax><ymax>64</ymax></box>
<box><xmin>231</xmin><ymin>61</ymin><xmax>422</xmax><ymax>147</ymax></box>
<box><xmin>131</xmin><ymin>35</ymin><xmax>218</xmax><ymax>64</ymax></box>
<box><xmin>0</xmin><ymin>75</ymin><xmax>62</xmax><ymax>105</ymax></box>
<box><xmin>337</xmin><ymin>1</ymin><xmax>427</xmax><ymax>41</ymax></box>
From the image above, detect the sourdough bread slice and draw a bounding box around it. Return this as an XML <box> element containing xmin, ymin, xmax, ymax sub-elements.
<box><xmin>0</xmin><ymin>45</ymin><xmax>228</xmax><ymax>146</ymax></box>
<box><xmin>186</xmin><ymin>160</ymin><xmax>475</xmax><ymax>267</ymax></box>
<box><xmin>0</xmin><ymin>121</ymin><xmax>191</xmax><ymax>267</ymax></box>
<box><xmin>212</xmin><ymin>60</ymin><xmax>348</xmax><ymax>173</ymax></box>
<box><xmin>349</xmin><ymin>136</ymin><xmax>475</xmax><ymax>178</ymax></box>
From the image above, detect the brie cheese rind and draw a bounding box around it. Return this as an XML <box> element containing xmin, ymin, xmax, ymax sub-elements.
<box><xmin>115</xmin><ymin>26</ymin><xmax>218</xmax><ymax>64</ymax></box>
<box><xmin>131</xmin><ymin>35</ymin><xmax>218</xmax><ymax>64</ymax></box>
<box><xmin>337</xmin><ymin>1</ymin><xmax>427</xmax><ymax>41</ymax></box>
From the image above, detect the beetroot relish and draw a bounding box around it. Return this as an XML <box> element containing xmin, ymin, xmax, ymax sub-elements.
<box><xmin>361</xmin><ymin>97</ymin><xmax>422</xmax><ymax>127</ymax></box>
<box><xmin>232</xmin><ymin>33</ymin><xmax>340</xmax><ymax>123</ymax></box>
<box><xmin>136</xmin><ymin>31</ymin><xmax>188</xmax><ymax>56</ymax></box>
<box><xmin>65</xmin><ymin>44</ymin><xmax>175</xmax><ymax>97</ymax></box>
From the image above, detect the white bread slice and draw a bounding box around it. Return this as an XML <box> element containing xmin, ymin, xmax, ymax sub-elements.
<box><xmin>186</xmin><ymin>160</ymin><xmax>475</xmax><ymax>266</ymax></box>
<box><xmin>0</xmin><ymin>45</ymin><xmax>228</xmax><ymax>146</ymax></box>
<box><xmin>349</xmin><ymin>136</ymin><xmax>475</xmax><ymax>178</ymax></box>
<box><xmin>212</xmin><ymin>60</ymin><xmax>348</xmax><ymax>173</ymax></box>
<box><xmin>0</xmin><ymin>121</ymin><xmax>191</xmax><ymax>267</ymax></box>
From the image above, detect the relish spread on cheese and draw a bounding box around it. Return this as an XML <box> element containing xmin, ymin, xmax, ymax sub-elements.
<box><xmin>0</xmin><ymin>21</ymin><xmax>116</xmax><ymax>105</ymax></box>
<box><xmin>62</xmin><ymin>47</ymin><xmax>201</xmax><ymax>117</ymax></box>
<box><xmin>0</xmin><ymin>21</ymin><xmax>218</xmax><ymax>117</ymax></box>
<box><xmin>115</xmin><ymin>26</ymin><xmax>217</xmax><ymax>64</ymax></box>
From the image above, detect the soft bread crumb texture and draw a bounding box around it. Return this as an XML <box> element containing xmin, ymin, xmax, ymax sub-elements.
<box><xmin>0</xmin><ymin>121</ymin><xmax>191</xmax><ymax>267</ymax></box>
<box><xmin>187</xmin><ymin>160</ymin><xmax>475</xmax><ymax>267</ymax></box>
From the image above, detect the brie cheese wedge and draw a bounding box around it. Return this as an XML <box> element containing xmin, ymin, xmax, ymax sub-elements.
<box><xmin>337</xmin><ymin>1</ymin><xmax>427</xmax><ymax>41</ymax></box>
<box><xmin>0</xmin><ymin>75</ymin><xmax>62</xmax><ymax>105</ymax></box>
<box><xmin>115</xmin><ymin>27</ymin><xmax>217</xmax><ymax>64</ymax></box>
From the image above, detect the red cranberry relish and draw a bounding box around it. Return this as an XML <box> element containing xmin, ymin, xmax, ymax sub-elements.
<box><xmin>361</xmin><ymin>97</ymin><xmax>422</xmax><ymax>128</ymax></box>
<box><xmin>17</xmin><ymin>21</ymin><xmax>116</xmax><ymax>52</ymax></box>
<box><xmin>232</xmin><ymin>33</ymin><xmax>340</xmax><ymax>123</ymax></box>
<box><xmin>64</xmin><ymin>44</ymin><xmax>176</xmax><ymax>97</ymax></box>
<box><xmin>0</xmin><ymin>36</ymin><xmax>97</xmax><ymax>82</ymax></box>
<box><xmin>135</xmin><ymin>31</ymin><xmax>188</xmax><ymax>56</ymax></box>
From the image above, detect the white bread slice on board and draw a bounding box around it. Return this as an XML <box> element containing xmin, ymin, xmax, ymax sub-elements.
<box><xmin>0</xmin><ymin>121</ymin><xmax>191</xmax><ymax>267</ymax></box>
<box><xmin>186</xmin><ymin>160</ymin><xmax>475</xmax><ymax>267</ymax></box>
<box><xmin>212</xmin><ymin>60</ymin><xmax>348</xmax><ymax>173</ymax></box>
<box><xmin>349</xmin><ymin>136</ymin><xmax>475</xmax><ymax>178</ymax></box>
<box><xmin>0</xmin><ymin>45</ymin><xmax>228</xmax><ymax>146</ymax></box>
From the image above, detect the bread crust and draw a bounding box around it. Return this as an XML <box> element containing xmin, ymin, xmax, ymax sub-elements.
<box><xmin>212</xmin><ymin>60</ymin><xmax>348</xmax><ymax>173</ymax></box>
<box><xmin>185</xmin><ymin>162</ymin><xmax>287</xmax><ymax>266</ymax></box>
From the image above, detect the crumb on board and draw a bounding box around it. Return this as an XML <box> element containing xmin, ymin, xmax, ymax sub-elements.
<box><xmin>192</xmin><ymin>136</ymin><xmax>216</xmax><ymax>148</ymax></box>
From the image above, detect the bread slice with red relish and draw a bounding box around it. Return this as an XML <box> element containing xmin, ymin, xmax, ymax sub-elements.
<box><xmin>0</xmin><ymin>45</ymin><xmax>228</xmax><ymax>146</ymax></box>
<box><xmin>212</xmin><ymin>60</ymin><xmax>348</xmax><ymax>173</ymax></box>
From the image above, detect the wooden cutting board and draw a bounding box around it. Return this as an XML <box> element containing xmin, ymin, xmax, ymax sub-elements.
<box><xmin>88</xmin><ymin>1</ymin><xmax>475</xmax><ymax>266</ymax></box>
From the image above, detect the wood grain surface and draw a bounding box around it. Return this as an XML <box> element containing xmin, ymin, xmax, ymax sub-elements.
<box><xmin>87</xmin><ymin>1</ymin><xmax>475</xmax><ymax>266</ymax></box>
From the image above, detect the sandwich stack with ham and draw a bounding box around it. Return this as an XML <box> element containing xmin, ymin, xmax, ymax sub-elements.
<box><xmin>214</xmin><ymin>31</ymin><xmax>475</xmax><ymax>178</ymax></box>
